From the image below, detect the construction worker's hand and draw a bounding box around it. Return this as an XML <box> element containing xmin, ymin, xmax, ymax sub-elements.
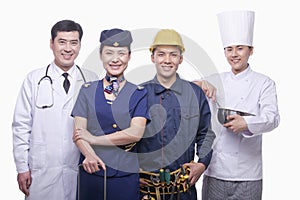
<box><xmin>184</xmin><ymin>162</ymin><xmax>206</xmax><ymax>186</ymax></box>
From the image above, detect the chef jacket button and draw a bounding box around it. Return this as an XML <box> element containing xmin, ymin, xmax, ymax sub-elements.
<box><xmin>112</xmin><ymin>124</ymin><xmax>117</xmax><ymax>128</ymax></box>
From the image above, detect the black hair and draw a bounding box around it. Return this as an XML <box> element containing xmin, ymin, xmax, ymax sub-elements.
<box><xmin>51</xmin><ymin>19</ymin><xmax>83</xmax><ymax>41</ymax></box>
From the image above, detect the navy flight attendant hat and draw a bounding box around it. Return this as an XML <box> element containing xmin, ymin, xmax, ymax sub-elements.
<box><xmin>100</xmin><ymin>28</ymin><xmax>133</xmax><ymax>47</ymax></box>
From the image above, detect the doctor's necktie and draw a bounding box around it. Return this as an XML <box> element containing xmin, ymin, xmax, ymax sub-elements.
<box><xmin>62</xmin><ymin>73</ymin><xmax>70</xmax><ymax>94</ymax></box>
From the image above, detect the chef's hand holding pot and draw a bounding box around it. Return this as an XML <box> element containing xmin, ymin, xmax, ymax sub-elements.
<box><xmin>223</xmin><ymin>114</ymin><xmax>248</xmax><ymax>133</ymax></box>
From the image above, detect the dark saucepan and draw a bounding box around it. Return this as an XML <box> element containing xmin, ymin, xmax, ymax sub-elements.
<box><xmin>217</xmin><ymin>108</ymin><xmax>255</xmax><ymax>124</ymax></box>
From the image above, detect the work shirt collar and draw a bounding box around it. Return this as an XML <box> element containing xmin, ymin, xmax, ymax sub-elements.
<box><xmin>152</xmin><ymin>73</ymin><xmax>183</xmax><ymax>95</ymax></box>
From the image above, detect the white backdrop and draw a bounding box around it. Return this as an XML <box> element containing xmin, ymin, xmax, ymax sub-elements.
<box><xmin>1</xmin><ymin>0</ymin><xmax>298</xmax><ymax>199</ymax></box>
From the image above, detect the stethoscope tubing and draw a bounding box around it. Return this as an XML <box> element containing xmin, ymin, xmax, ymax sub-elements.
<box><xmin>39</xmin><ymin>64</ymin><xmax>86</xmax><ymax>85</ymax></box>
<box><xmin>36</xmin><ymin>64</ymin><xmax>87</xmax><ymax>109</ymax></box>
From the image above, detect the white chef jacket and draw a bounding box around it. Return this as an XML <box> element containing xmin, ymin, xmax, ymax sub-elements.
<box><xmin>12</xmin><ymin>62</ymin><xmax>98</xmax><ymax>200</ymax></box>
<box><xmin>204</xmin><ymin>66</ymin><xmax>280</xmax><ymax>181</ymax></box>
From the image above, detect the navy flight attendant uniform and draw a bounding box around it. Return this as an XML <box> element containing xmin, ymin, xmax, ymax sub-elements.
<box><xmin>72</xmin><ymin>79</ymin><xmax>148</xmax><ymax>200</ymax></box>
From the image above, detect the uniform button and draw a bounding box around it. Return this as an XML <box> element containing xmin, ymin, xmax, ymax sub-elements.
<box><xmin>112</xmin><ymin>124</ymin><xmax>117</xmax><ymax>128</ymax></box>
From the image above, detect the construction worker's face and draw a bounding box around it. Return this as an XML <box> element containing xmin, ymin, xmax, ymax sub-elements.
<box><xmin>151</xmin><ymin>45</ymin><xmax>183</xmax><ymax>81</ymax></box>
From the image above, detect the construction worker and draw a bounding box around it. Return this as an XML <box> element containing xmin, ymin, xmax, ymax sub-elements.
<box><xmin>137</xmin><ymin>29</ymin><xmax>216</xmax><ymax>200</ymax></box>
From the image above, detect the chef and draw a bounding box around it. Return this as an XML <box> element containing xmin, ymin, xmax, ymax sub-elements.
<box><xmin>200</xmin><ymin>10</ymin><xmax>280</xmax><ymax>200</ymax></box>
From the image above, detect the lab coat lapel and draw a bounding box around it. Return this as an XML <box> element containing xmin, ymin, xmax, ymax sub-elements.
<box><xmin>63</xmin><ymin>69</ymin><xmax>85</xmax><ymax>108</ymax></box>
<box><xmin>48</xmin><ymin>66</ymin><xmax>66</xmax><ymax>97</ymax></box>
<box><xmin>73</xmin><ymin>71</ymin><xmax>85</xmax><ymax>101</ymax></box>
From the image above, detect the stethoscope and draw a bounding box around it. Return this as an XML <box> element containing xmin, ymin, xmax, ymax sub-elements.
<box><xmin>35</xmin><ymin>64</ymin><xmax>87</xmax><ymax>109</ymax></box>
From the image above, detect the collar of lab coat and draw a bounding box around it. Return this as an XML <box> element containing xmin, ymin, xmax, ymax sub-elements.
<box><xmin>49</xmin><ymin>62</ymin><xmax>77</xmax><ymax>97</ymax></box>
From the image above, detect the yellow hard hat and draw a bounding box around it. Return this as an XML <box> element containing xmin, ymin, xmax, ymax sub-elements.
<box><xmin>149</xmin><ymin>29</ymin><xmax>185</xmax><ymax>53</ymax></box>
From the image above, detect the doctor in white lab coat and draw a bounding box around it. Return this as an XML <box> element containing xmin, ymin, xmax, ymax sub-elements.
<box><xmin>12</xmin><ymin>19</ymin><xmax>98</xmax><ymax>200</ymax></box>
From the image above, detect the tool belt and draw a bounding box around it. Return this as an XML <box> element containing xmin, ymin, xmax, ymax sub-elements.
<box><xmin>140</xmin><ymin>165</ymin><xmax>190</xmax><ymax>198</ymax></box>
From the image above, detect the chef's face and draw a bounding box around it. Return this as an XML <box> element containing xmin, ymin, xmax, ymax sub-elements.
<box><xmin>224</xmin><ymin>45</ymin><xmax>253</xmax><ymax>75</ymax></box>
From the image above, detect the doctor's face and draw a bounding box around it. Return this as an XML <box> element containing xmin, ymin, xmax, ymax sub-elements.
<box><xmin>50</xmin><ymin>31</ymin><xmax>81</xmax><ymax>71</ymax></box>
<box><xmin>224</xmin><ymin>45</ymin><xmax>253</xmax><ymax>75</ymax></box>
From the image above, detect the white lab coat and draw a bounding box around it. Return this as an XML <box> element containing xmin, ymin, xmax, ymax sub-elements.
<box><xmin>12</xmin><ymin>63</ymin><xmax>98</xmax><ymax>200</ymax></box>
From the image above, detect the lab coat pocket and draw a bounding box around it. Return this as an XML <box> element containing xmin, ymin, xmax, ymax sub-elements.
<box><xmin>29</xmin><ymin>142</ymin><xmax>46</xmax><ymax>170</ymax></box>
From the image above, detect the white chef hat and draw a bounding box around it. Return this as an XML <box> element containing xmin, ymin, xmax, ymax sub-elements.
<box><xmin>217</xmin><ymin>10</ymin><xmax>255</xmax><ymax>48</ymax></box>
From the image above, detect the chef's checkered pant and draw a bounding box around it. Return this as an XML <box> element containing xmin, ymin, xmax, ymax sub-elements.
<box><xmin>202</xmin><ymin>175</ymin><xmax>262</xmax><ymax>200</ymax></box>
